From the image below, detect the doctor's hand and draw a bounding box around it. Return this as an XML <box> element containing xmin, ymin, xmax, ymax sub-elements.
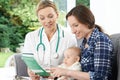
<box><xmin>28</xmin><ymin>68</ymin><xmax>40</xmax><ymax>80</ymax></box>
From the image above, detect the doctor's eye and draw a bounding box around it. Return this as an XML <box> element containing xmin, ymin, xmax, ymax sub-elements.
<box><xmin>48</xmin><ymin>14</ymin><xmax>54</xmax><ymax>18</ymax></box>
<box><xmin>39</xmin><ymin>16</ymin><xmax>45</xmax><ymax>20</ymax></box>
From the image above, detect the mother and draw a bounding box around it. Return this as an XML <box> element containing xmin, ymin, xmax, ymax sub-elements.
<box><xmin>51</xmin><ymin>4</ymin><xmax>113</xmax><ymax>80</ymax></box>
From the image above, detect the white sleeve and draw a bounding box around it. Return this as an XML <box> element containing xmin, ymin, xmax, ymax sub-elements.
<box><xmin>60</xmin><ymin>26</ymin><xmax>77</xmax><ymax>48</ymax></box>
<box><xmin>66</xmin><ymin>33</ymin><xmax>77</xmax><ymax>48</ymax></box>
<box><xmin>22</xmin><ymin>32</ymin><xmax>35</xmax><ymax>53</ymax></box>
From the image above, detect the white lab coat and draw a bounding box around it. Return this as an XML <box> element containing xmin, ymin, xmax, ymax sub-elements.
<box><xmin>23</xmin><ymin>25</ymin><xmax>77</xmax><ymax>68</ymax></box>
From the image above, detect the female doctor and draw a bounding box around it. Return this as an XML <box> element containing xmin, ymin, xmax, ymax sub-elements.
<box><xmin>22</xmin><ymin>0</ymin><xmax>77</xmax><ymax>80</ymax></box>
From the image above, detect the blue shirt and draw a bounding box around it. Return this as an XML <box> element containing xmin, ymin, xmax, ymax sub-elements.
<box><xmin>80</xmin><ymin>28</ymin><xmax>113</xmax><ymax>80</ymax></box>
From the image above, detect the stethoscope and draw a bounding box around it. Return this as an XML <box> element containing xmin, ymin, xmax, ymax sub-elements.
<box><xmin>36</xmin><ymin>25</ymin><xmax>64</xmax><ymax>60</ymax></box>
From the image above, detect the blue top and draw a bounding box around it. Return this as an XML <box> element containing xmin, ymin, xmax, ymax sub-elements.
<box><xmin>80</xmin><ymin>28</ymin><xmax>113</xmax><ymax>80</ymax></box>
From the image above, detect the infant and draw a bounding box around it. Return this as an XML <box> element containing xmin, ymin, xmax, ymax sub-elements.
<box><xmin>57</xmin><ymin>46</ymin><xmax>81</xmax><ymax>80</ymax></box>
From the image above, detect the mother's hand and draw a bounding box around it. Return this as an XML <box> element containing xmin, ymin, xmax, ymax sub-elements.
<box><xmin>50</xmin><ymin>67</ymin><xmax>68</xmax><ymax>78</ymax></box>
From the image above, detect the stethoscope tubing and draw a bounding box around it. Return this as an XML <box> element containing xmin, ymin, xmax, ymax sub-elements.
<box><xmin>36</xmin><ymin>25</ymin><xmax>61</xmax><ymax>53</ymax></box>
<box><xmin>36</xmin><ymin>25</ymin><xmax>64</xmax><ymax>65</ymax></box>
<box><xmin>37</xmin><ymin>28</ymin><xmax>45</xmax><ymax>51</ymax></box>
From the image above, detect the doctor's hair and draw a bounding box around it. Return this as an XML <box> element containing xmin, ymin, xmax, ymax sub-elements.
<box><xmin>36</xmin><ymin>0</ymin><xmax>58</xmax><ymax>15</ymax></box>
<box><xmin>66</xmin><ymin>4</ymin><xmax>104</xmax><ymax>33</ymax></box>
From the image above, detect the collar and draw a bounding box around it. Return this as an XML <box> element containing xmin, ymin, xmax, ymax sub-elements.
<box><xmin>87</xmin><ymin>28</ymin><xmax>99</xmax><ymax>45</ymax></box>
<box><xmin>81</xmin><ymin>28</ymin><xmax>99</xmax><ymax>49</ymax></box>
<box><xmin>38</xmin><ymin>25</ymin><xmax>64</xmax><ymax>38</ymax></box>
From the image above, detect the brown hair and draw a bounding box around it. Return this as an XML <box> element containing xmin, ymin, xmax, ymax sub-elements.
<box><xmin>36</xmin><ymin>0</ymin><xmax>58</xmax><ymax>15</ymax></box>
<box><xmin>66</xmin><ymin>4</ymin><xmax>103</xmax><ymax>32</ymax></box>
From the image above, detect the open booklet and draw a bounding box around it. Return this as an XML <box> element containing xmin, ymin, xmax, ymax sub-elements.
<box><xmin>21</xmin><ymin>53</ymin><xmax>50</xmax><ymax>77</ymax></box>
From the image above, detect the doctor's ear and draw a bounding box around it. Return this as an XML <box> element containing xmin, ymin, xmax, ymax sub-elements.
<box><xmin>56</xmin><ymin>12</ymin><xmax>59</xmax><ymax>19</ymax></box>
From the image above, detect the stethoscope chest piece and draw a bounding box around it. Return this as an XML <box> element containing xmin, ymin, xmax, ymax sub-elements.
<box><xmin>53</xmin><ymin>53</ymin><xmax>59</xmax><ymax>59</ymax></box>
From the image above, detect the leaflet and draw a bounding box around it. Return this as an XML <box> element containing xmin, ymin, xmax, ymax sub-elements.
<box><xmin>21</xmin><ymin>53</ymin><xmax>50</xmax><ymax>77</ymax></box>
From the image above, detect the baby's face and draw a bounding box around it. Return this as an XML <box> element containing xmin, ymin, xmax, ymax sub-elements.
<box><xmin>63</xmin><ymin>49</ymin><xmax>79</xmax><ymax>67</ymax></box>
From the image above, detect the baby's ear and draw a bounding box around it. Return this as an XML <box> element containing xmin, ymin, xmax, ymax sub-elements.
<box><xmin>76</xmin><ymin>56</ymin><xmax>80</xmax><ymax>62</ymax></box>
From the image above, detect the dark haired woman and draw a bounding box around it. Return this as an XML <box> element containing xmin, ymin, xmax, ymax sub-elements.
<box><xmin>51</xmin><ymin>4</ymin><xmax>113</xmax><ymax>80</ymax></box>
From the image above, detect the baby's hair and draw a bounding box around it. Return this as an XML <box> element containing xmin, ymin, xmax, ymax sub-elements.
<box><xmin>67</xmin><ymin>46</ymin><xmax>81</xmax><ymax>56</ymax></box>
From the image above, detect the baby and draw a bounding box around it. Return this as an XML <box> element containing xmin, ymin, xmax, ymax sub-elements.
<box><xmin>57</xmin><ymin>46</ymin><xmax>81</xmax><ymax>80</ymax></box>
